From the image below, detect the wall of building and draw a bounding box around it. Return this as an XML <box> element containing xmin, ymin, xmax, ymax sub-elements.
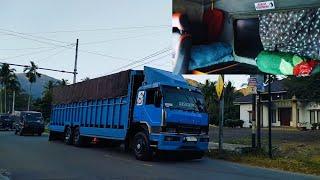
<box><xmin>239</xmin><ymin>104</ymin><xmax>252</xmax><ymax>127</ymax></box>
<box><xmin>239</xmin><ymin>101</ymin><xmax>320</xmax><ymax>129</ymax></box>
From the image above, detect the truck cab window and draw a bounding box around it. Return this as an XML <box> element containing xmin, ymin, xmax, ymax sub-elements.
<box><xmin>146</xmin><ymin>89</ymin><xmax>162</xmax><ymax>107</ymax></box>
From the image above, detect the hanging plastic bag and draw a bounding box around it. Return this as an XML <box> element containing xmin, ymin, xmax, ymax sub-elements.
<box><xmin>293</xmin><ymin>60</ymin><xmax>320</xmax><ymax>77</ymax></box>
<box><xmin>256</xmin><ymin>51</ymin><xmax>297</xmax><ymax>75</ymax></box>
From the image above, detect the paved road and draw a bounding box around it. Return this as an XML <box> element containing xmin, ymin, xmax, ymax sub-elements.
<box><xmin>0</xmin><ymin>131</ymin><xmax>318</xmax><ymax>180</ymax></box>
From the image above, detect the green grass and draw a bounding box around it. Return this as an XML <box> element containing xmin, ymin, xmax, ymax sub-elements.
<box><xmin>207</xmin><ymin>142</ymin><xmax>320</xmax><ymax>175</ymax></box>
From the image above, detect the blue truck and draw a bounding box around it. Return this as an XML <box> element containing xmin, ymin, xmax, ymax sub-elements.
<box><xmin>49</xmin><ymin>67</ymin><xmax>209</xmax><ymax>160</ymax></box>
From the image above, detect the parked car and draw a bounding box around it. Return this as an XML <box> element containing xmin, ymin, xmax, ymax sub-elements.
<box><xmin>14</xmin><ymin>111</ymin><xmax>45</xmax><ymax>136</ymax></box>
<box><xmin>0</xmin><ymin>114</ymin><xmax>14</xmax><ymax>130</ymax></box>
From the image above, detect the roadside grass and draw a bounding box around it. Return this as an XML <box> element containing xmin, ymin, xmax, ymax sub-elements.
<box><xmin>208</xmin><ymin>139</ymin><xmax>320</xmax><ymax>175</ymax></box>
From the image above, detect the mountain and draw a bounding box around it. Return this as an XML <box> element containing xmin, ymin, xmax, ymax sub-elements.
<box><xmin>16</xmin><ymin>73</ymin><xmax>59</xmax><ymax>98</ymax></box>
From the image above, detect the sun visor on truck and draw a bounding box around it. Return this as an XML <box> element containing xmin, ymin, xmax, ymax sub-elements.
<box><xmin>52</xmin><ymin>70</ymin><xmax>131</xmax><ymax>105</ymax></box>
<box><xmin>143</xmin><ymin>66</ymin><xmax>188</xmax><ymax>88</ymax></box>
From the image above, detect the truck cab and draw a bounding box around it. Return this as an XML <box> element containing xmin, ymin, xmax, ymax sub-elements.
<box><xmin>131</xmin><ymin>67</ymin><xmax>209</xmax><ymax>160</ymax></box>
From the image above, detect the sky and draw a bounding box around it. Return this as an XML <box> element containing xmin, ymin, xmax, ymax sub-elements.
<box><xmin>0</xmin><ymin>0</ymin><xmax>247</xmax><ymax>88</ymax></box>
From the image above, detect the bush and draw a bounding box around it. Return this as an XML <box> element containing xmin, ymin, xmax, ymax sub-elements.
<box><xmin>311</xmin><ymin>123</ymin><xmax>318</xmax><ymax>130</ymax></box>
<box><xmin>224</xmin><ymin>119</ymin><xmax>244</xmax><ymax>128</ymax></box>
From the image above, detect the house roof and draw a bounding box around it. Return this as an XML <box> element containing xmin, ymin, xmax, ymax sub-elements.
<box><xmin>234</xmin><ymin>79</ymin><xmax>287</xmax><ymax>104</ymax></box>
<box><xmin>263</xmin><ymin>79</ymin><xmax>286</xmax><ymax>93</ymax></box>
<box><xmin>234</xmin><ymin>94</ymin><xmax>253</xmax><ymax>104</ymax></box>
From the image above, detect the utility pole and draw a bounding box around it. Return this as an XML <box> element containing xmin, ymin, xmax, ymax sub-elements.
<box><xmin>268</xmin><ymin>74</ymin><xmax>272</xmax><ymax>158</ymax></box>
<box><xmin>218</xmin><ymin>75</ymin><xmax>225</xmax><ymax>152</ymax></box>
<box><xmin>73</xmin><ymin>39</ymin><xmax>79</xmax><ymax>84</ymax></box>
<box><xmin>251</xmin><ymin>93</ymin><xmax>256</xmax><ymax>148</ymax></box>
<box><xmin>257</xmin><ymin>91</ymin><xmax>261</xmax><ymax>149</ymax></box>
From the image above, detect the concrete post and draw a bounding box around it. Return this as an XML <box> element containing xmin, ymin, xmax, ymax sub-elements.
<box><xmin>291</xmin><ymin>95</ymin><xmax>298</xmax><ymax>127</ymax></box>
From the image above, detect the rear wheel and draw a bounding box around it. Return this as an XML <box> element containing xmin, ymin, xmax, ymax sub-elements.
<box><xmin>73</xmin><ymin>127</ymin><xmax>87</xmax><ymax>147</ymax></box>
<box><xmin>64</xmin><ymin>126</ymin><xmax>73</xmax><ymax>145</ymax></box>
<box><xmin>133</xmin><ymin>132</ymin><xmax>152</xmax><ymax>161</ymax></box>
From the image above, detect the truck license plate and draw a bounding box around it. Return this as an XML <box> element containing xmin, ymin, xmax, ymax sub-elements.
<box><xmin>185</xmin><ymin>136</ymin><xmax>197</xmax><ymax>142</ymax></box>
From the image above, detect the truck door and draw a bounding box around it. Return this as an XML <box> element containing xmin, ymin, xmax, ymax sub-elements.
<box><xmin>134</xmin><ymin>88</ymin><xmax>162</xmax><ymax>127</ymax></box>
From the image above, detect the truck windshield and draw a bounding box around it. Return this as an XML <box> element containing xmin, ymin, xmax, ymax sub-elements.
<box><xmin>25</xmin><ymin>113</ymin><xmax>43</xmax><ymax>122</ymax></box>
<box><xmin>163</xmin><ymin>87</ymin><xmax>205</xmax><ymax>112</ymax></box>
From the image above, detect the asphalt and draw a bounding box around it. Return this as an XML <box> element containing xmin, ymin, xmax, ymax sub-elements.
<box><xmin>0</xmin><ymin>131</ymin><xmax>318</xmax><ymax>180</ymax></box>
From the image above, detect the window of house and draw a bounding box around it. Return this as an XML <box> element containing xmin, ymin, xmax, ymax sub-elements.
<box><xmin>310</xmin><ymin>110</ymin><xmax>316</xmax><ymax>124</ymax></box>
<box><xmin>318</xmin><ymin>111</ymin><xmax>320</xmax><ymax>123</ymax></box>
<box><xmin>248</xmin><ymin>111</ymin><xmax>252</xmax><ymax>123</ymax></box>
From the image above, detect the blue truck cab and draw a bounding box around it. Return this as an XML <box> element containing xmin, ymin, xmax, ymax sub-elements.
<box><xmin>49</xmin><ymin>67</ymin><xmax>209</xmax><ymax>160</ymax></box>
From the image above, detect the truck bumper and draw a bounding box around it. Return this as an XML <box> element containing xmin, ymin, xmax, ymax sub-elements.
<box><xmin>150</xmin><ymin>133</ymin><xmax>209</xmax><ymax>151</ymax></box>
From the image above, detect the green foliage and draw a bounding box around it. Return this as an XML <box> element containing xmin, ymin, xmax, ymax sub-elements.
<box><xmin>33</xmin><ymin>80</ymin><xmax>54</xmax><ymax>119</ymax></box>
<box><xmin>224</xmin><ymin>119</ymin><xmax>244</xmax><ymax>128</ymax></box>
<box><xmin>23</xmin><ymin>61</ymin><xmax>41</xmax><ymax>84</ymax></box>
<box><xmin>200</xmin><ymin>80</ymin><xmax>243</xmax><ymax>125</ymax></box>
<box><xmin>283</xmin><ymin>74</ymin><xmax>320</xmax><ymax>102</ymax></box>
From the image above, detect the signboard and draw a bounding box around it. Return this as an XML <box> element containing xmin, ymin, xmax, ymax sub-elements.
<box><xmin>216</xmin><ymin>75</ymin><xmax>224</xmax><ymax>99</ymax></box>
<box><xmin>248</xmin><ymin>76</ymin><xmax>257</xmax><ymax>94</ymax></box>
<box><xmin>255</xmin><ymin>1</ymin><xmax>275</xmax><ymax>11</ymax></box>
<box><xmin>256</xmin><ymin>75</ymin><xmax>265</xmax><ymax>92</ymax></box>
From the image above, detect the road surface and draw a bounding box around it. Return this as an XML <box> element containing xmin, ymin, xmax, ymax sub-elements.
<box><xmin>0</xmin><ymin>131</ymin><xmax>318</xmax><ymax>180</ymax></box>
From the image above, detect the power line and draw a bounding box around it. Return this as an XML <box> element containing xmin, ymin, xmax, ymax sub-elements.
<box><xmin>0</xmin><ymin>46</ymin><xmax>53</xmax><ymax>51</ymax></box>
<box><xmin>80</xmin><ymin>31</ymin><xmax>165</xmax><ymax>46</ymax></box>
<box><xmin>25</xmin><ymin>25</ymin><xmax>170</xmax><ymax>34</ymax></box>
<box><xmin>129</xmin><ymin>53</ymin><xmax>172</xmax><ymax>69</ymax></box>
<box><xmin>36</xmin><ymin>45</ymin><xmax>75</xmax><ymax>63</ymax></box>
<box><xmin>0</xmin><ymin>62</ymin><xmax>74</xmax><ymax>74</ymax></box>
<box><xmin>0</xmin><ymin>46</ymin><xmax>63</xmax><ymax>60</ymax></box>
<box><xmin>107</xmin><ymin>47</ymin><xmax>171</xmax><ymax>74</ymax></box>
<box><xmin>0</xmin><ymin>29</ymin><xmax>131</xmax><ymax>61</ymax></box>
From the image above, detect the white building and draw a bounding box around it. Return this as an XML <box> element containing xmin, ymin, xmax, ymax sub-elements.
<box><xmin>234</xmin><ymin>80</ymin><xmax>320</xmax><ymax>129</ymax></box>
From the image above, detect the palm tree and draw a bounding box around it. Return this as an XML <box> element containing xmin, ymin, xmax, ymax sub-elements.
<box><xmin>7</xmin><ymin>74</ymin><xmax>20</xmax><ymax>113</ymax></box>
<box><xmin>0</xmin><ymin>63</ymin><xmax>16</xmax><ymax>113</ymax></box>
<box><xmin>24</xmin><ymin>61</ymin><xmax>41</xmax><ymax>111</ymax></box>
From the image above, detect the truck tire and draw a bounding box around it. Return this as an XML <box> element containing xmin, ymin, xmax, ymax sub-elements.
<box><xmin>133</xmin><ymin>132</ymin><xmax>152</xmax><ymax>161</ymax></box>
<box><xmin>64</xmin><ymin>126</ymin><xmax>73</xmax><ymax>145</ymax></box>
<box><xmin>73</xmin><ymin>127</ymin><xmax>87</xmax><ymax>147</ymax></box>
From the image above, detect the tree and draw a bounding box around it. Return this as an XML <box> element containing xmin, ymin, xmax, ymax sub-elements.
<box><xmin>81</xmin><ymin>77</ymin><xmax>90</xmax><ymax>82</ymax></box>
<box><xmin>0</xmin><ymin>63</ymin><xmax>17</xmax><ymax>113</ymax></box>
<box><xmin>33</xmin><ymin>80</ymin><xmax>54</xmax><ymax>120</ymax></box>
<box><xmin>200</xmin><ymin>80</ymin><xmax>242</xmax><ymax>125</ymax></box>
<box><xmin>200</xmin><ymin>80</ymin><xmax>219</xmax><ymax>124</ymax></box>
<box><xmin>57</xmin><ymin>79</ymin><xmax>68</xmax><ymax>86</ymax></box>
<box><xmin>6</xmin><ymin>73</ymin><xmax>20</xmax><ymax>113</ymax></box>
<box><xmin>283</xmin><ymin>74</ymin><xmax>320</xmax><ymax>102</ymax></box>
<box><xmin>24</xmin><ymin>61</ymin><xmax>41</xmax><ymax>111</ymax></box>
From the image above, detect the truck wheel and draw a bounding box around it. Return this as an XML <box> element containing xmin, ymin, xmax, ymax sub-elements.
<box><xmin>133</xmin><ymin>132</ymin><xmax>152</xmax><ymax>161</ymax></box>
<box><xmin>73</xmin><ymin>127</ymin><xmax>86</xmax><ymax>147</ymax></box>
<box><xmin>64</xmin><ymin>126</ymin><xmax>73</xmax><ymax>145</ymax></box>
